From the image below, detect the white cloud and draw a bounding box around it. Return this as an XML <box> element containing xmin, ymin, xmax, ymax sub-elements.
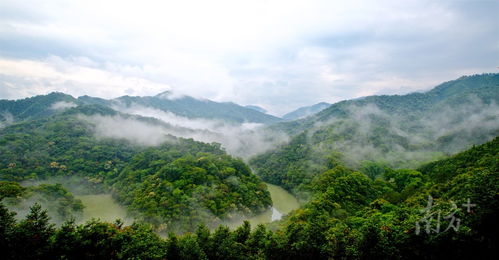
<box><xmin>78</xmin><ymin>114</ymin><xmax>176</xmax><ymax>146</ymax></box>
<box><xmin>0</xmin><ymin>56</ymin><xmax>171</xmax><ymax>99</ymax></box>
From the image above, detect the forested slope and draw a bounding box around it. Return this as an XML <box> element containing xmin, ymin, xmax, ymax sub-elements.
<box><xmin>252</xmin><ymin>74</ymin><xmax>499</xmax><ymax>194</ymax></box>
<box><xmin>0</xmin><ymin>104</ymin><xmax>271</xmax><ymax>231</ymax></box>
<box><xmin>0</xmin><ymin>92</ymin><xmax>76</xmax><ymax>123</ymax></box>
<box><xmin>1</xmin><ymin>136</ymin><xmax>497</xmax><ymax>259</ymax></box>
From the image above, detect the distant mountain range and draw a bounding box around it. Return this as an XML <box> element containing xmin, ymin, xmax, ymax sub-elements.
<box><xmin>0</xmin><ymin>92</ymin><xmax>282</xmax><ymax>125</ymax></box>
<box><xmin>282</xmin><ymin>102</ymin><xmax>331</xmax><ymax>120</ymax></box>
<box><xmin>275</xmin><ymin>73</ymin><xmax>499</xmax><ymax>135</ymax></box>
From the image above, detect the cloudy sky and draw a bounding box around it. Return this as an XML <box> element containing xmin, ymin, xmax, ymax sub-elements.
<box><xmin>0</xmin><ymin>0</ymin><xmax>497</xmax><ymax>115</ymax></box>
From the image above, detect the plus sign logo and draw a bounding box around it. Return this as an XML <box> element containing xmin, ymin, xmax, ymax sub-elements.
<box><xmin>462</xmin><ymin>198</ymin><xmax>476</xmax><ymax>213</ymax></box>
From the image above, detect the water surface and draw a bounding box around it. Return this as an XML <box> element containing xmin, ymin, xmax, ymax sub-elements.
<box><xmin>76</xmin><ymin>183</ymin><xmax>300</xmax><ymax>228</ymax></box>
<box><xmin>230</xmin><ymin>183</ymin><xmax>300</xmax><ymax>228</ymax></box>
<box><xmin>76</xmin><ymin>194</ymin><xmax>131</xmax><ymax>224</ymax></box>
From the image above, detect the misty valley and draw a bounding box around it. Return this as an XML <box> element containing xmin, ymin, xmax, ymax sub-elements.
<box><xmin>1</xmin><ymin>74</ymin><xmax>498</xmax><ymax>259</ymax></box>
<box><xmin>75</xmin><ymin>183</ymin><xmax>298</xmax><ymax>229</ymax></box>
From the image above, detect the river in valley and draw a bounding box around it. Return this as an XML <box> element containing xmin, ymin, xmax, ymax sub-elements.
<box><xmin>236</xmin><ymin>183</ymin><xmax>300</xmax><ymax>227</ymax></box>
<box><xmin>76</xmin><ymin>183</ymin><xmax>300</xmax><ymax>228</ymax></box>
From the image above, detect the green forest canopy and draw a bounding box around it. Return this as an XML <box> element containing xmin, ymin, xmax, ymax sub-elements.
<box><xmin>1</xmin><ymin>136</ymin><xmax>497</xmax><ymax>259</ymax></box>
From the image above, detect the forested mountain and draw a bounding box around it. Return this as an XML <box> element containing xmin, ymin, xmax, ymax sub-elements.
<box><xmin>0</xmin><ymin>91</ymin><xmax>282</xmax><ymax>127</ymax></box>
<box><xmin>1</xmin><ymin>135</ymin><xmax>496</xmax><ymax>259</ymax></box>
<box><xmin>253</xmin><ymin>73</ymin><xmax>499</xmax><ymax>193</ymax></box>
<box><xmin>83</xmin><ymin>92</ymin><xmax>282</xmax><ymax>124</ymax></box>
<box><xmin>0</xmin><ymin>91</ymin><xmax>286</xmax><ymax>163</ymax></box>
<box><xmin>0</xmin><ymin>73</ymin><xmax>497</xmax><ymax>259</ymax></box>
<box><xmin>1</xmin><ymin>0</ymin><xmax>496</xmax><ymax>257</ymax></box>
<box><xmin>282</xmin><ymin>102</ymin><xmax>331</xmax><ymax>120</ymax></box>
<box><xmin>0</xmin><ymin>92</ymin><xmax>77</xmax><ymax>124</ymax></box>
<box><xmin>277</xmin><ymin>74</ymin><xmax>498</xmax><ymax>134</ymax></box>
<box><xmin>0</xmin><ymin>104</ymin><xmax>271</xmax><ymax>231</ymax></box>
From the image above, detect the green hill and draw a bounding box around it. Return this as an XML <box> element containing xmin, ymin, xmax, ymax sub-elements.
<box><xmin>0</xmin><ymin>105</ymin><xmax>271</xmax><ymax>231</ymax></box>
<box><xmin>0</xmin><ymin>92</ymin><xmax>76</xmax><ymax>123</ymax></box>
<box><xmin>75</xmin><ymin>91</ymin><xmax>283</xmax><ymax>124</ymax></box>
<box><xmin>252</xmin><ymin>74</ymin><xmax>499</xmax><ymax>193</ymax></box>
<box><xmin>1</xmin><ymin>134</ymin><xmax>496</xmax><ymax>259</ymax></box>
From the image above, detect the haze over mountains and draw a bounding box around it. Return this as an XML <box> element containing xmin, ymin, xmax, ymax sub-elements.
<box><xmin>0</xmin><ymin>91</ymin><xmax>282</xmax><ymax>125</ymax></box>
<box><xmin>1</xmin><ymin>0</ymin><xmax>498</xmax><ymax>257</ymax></box>
<box><xmin>252</xmin><ymin>73</ymin><xmax>499</xmax><ymax>192</ymax></box>
<box><xmin>1</xmin><ymin>73</ymin><xmax>497</xmax><ymax>177</ymax></box>
<box><xmin>276</xmin><ymin>74</ymin><xmax>499</xmax><ymax>135</ymax></box>
<box><xmin>1</xmin><ymin>73</ymin><xmax>498</xmax><ymax>258</ymax></box>
<box><xmin>0</xmin><ymin>92</ymin><xmax>291</xmax><ymax>160</ymax></box>
<box><xmin>1</xmin><ymin>74</ymin><xmax>497</xmax><ymax>164</ymax></box>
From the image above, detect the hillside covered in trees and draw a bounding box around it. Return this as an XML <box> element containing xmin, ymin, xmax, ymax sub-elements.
<box><xmin>0</xmin><ymin>74</ymin><xmax>498</xmax><ymax>259</ymax></box>
<box><xmin>251</xmin><ymin>74</ymin><xmax>499</xmax><ymax>195</ymax></box>
<box><xmin>1</xmin><ymin>136</ymin><xmax>497</xmax><ymax>259</ymax></box>
<box><xmin>1</xmin><ymin>0</ymin><xmax>497</xmax><ymax>257</ymax></box>
<box><xmin>0</xmin><ymin>103</ymin><xmax>271</xmax><ymax>231</ymax></box>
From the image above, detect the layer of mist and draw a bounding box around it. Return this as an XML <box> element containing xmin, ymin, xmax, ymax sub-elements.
<box><xmin>0</xmin><ymin>111</ymin><xmax>14</xmax><ymax>128</ymax></box>
<box><xmin>79</xmin><ymin>103</ymin><xmax>289</xmax><ymax>159</ymax></box>
<box><xmin>307</xmin><ymin>99</ymin><xmax>499</xmax><ymax>168</ymax></box>
<box><xmin>11</xmin><ymin>177</ymin><xmax>125</xmax><ymax>225</ymax></box>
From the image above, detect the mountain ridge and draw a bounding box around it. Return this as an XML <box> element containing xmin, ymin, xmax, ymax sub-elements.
<box><xmin>275</xmin><ymin>73</ymin><xmax>499</xmax><ymax>134</ymax></box>
<box><xmin>282</xmin><ymin>102</ymin><xmax>331</xmax><ymax>120</ymax></box>
<box><xmin>1</xmin><ymin>92</ymin><xmax>283</xmax><ymax>125</ymax></box>
<box><xmin>251</xmin><ymin>73</ymin><xmax>499</xmax><ymax>193</ymax></box>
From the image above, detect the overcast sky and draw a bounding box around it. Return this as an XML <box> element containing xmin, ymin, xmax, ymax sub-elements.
<box><xmin>0</xmin><ymin>0</ymin><xmax>497</xmax><ymax>115</ymax></box>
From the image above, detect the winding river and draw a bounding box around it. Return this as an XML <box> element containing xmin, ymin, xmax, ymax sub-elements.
<box><xmin>245</xmin><ymin>183</ymin><xmax>300</xmax><ymax>225</ymax></box>
<box><xmin>76</xmin><ymin>182</ymin><xmax>300</xmax><ymax>227</ymax></box>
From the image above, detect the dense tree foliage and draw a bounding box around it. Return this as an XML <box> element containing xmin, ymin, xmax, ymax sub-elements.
<box><xmin>249</xmin><ymin>132</ymin><xmax>330</xmax><ymax>194</ymax></box>
<box><xmin>112</xmin><ymin>145</ymin><xmax>271</xmax><ymax>232</ymax></box>
<box><xmin>253</xmin><ymin>74</ymin><xmax>499</xmax><ymax>194</ymax></box>
<box><xmin>1</xmin><ymin>74</ymin><xmax>498</xmax><ymax>258</ymax></box>
<box><xmin>268</xmin><ymin>136</ymin><xmax>498</xmax><ymax>259</ymax></box>
<box><xmin>0</xmin><ymin>106</ymin><xmax>135</xmax><ymax>182</ymax></box>
<box><xmin>1</xmin><ymin>136</ymin><xmax>496</xmax><ymax>259</ymax></box>
<box><xmin>0</xmin><ymin>105</ymin><xmax>272</xmax><ymax>232</ymax></box>
<box><xmin>0</xmin><ymin>92</ymin><xmax>76</xmax><ymax>123</ymax></box>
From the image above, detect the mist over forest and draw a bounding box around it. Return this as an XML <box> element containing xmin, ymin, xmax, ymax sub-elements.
<box><xmin>1</xmin><ymin>0</ymin><xmax>498</xmax><ymax>259</ymax></box>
